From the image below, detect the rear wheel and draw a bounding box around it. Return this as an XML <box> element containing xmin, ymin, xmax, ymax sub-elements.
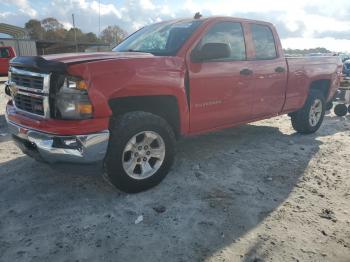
<box><xmin>334</xmin><ymin>104</ymin><xmax>348</xmax><ymax>116</ymax></box>
<box><xmin>348</xmin><ymin>105</ymin><xmax>350</xmax><ymax>113</ymax></box>
<box><xmin>104</xmin><ymin>111</ymin><xmax>175</xmax><ymax>193</ymax></box>
<box><xmin>291</xmin><ymin>90</ymin><xmax>325</xmax><ymax>134</ymax></box>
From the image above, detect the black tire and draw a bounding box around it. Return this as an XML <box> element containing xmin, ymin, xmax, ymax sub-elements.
<box><xmin>104</xmin><ymin>111</ymin><xmax>175</xmax><ymax>193</ymax></box>
<box><xmin>326</xmin><ymin>102</ymin><xmax>333</xmax><ymax>111</ymax></box>
<box><xmin>291</xmin><ymin>89</ymin><xmax>325</xmax><ymax>134</ymax></box>
<box><xmin>348</xmin><ymin>105</ymin><xmax>350</xmax><ymax>114</ymax></box>
<box><xmin>334</xmin><ymin>104</ymin><xmax>348</xmax><ymax>116</ymax></box>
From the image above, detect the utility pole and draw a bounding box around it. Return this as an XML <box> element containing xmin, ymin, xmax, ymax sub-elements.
<box><xmin>99</xmin><ymin>0</ymin><xmax>101</xmax><ymax>37</ymax></box>
<box><xmin>98</xmin><ymin>0</ymin><xmax>101</xmax><ymax>51</ymax></box>
<box><xmin>72</xmin><ymin>13</ymin><xmax>78</xmax><ymax>52</ymax></box>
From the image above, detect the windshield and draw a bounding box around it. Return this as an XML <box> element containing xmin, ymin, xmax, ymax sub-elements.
<box><xmin>113</xmin><ymin>20</ymin><xmax>203</xmax><ymax>56</ymax></box>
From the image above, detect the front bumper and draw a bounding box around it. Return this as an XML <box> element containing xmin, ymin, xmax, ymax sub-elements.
<box><xmin>6</xmin><ymin>119</ymin><xmax>110</xmax><ymax>164</ymax></box>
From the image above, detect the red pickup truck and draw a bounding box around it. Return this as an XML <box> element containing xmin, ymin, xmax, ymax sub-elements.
<box><xmin>5</xmin><ymin>17</ymin><xmax>342</xmax><ymax>192</ymax></box>
<box><xmin>0</xmin><ymin>46</ymin><xmax>16</xmax><ymax>75</ymax></box>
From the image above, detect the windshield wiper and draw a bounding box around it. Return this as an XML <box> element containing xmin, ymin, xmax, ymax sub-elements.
<box><xmin>126</xmin><ymin>49</ymin><xmax>147</xmax><ymax>53</ymax></box>
<box><xmin>116</xmin><ymin>49</ymin><xmax>160</xmax><ymax>55</ymax></box>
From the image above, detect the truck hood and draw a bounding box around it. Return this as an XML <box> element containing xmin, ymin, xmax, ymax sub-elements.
<box><xmin>42</xmin><ymin>52</ymin><xmax>154</xmax><ymax>64</ymax></box>
<box><xmin>10</xmin><ymin>52</ymin><xmax>155</xmax><ymax>73</ymax></box>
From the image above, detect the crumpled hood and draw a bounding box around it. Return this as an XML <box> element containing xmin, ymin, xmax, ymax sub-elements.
<box><xmin>42</xmin><ymin>52</ymin><xmax>154</xmax><ymax>64</ymax></box>
<box><xmin>10</xmin><ymin>52</ymin><xmax>155</xmax><ymax>74</ymax></box>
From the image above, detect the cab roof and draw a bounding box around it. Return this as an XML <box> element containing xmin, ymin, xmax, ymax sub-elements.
<box><xmin>159</xmin><ymin>16</ymin><xmax>274</xmax><ymax>27</ymax></box>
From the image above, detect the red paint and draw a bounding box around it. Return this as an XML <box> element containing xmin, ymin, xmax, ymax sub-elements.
<box><xmin>0</xmin><ymin>46</ymin><xmax>16</xmax><ymax>75</ymax></box>
<box><xmin>6</xmin><ymin>103</ymin><xmax>109</xmax><ymax>135</ymax></box>
<box><xmin>6</xmin><ymin>17</ymin><xmax>342</xmax><ymax>136</ymax></box>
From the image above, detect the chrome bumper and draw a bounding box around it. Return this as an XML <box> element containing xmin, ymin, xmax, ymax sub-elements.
<box><xmin>6</xmin><ymin>120</ymin><xmax>110</xmax><ymax>163</ymax></box>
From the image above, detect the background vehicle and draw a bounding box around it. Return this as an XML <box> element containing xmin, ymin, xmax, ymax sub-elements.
<box><xmin>343</xmin><ymin>59</ymin><xmax>350</xmax><ymax>76</ymax></box>
<box><xmin>0</xmin><ymin>46</ymin><xmax>15</xmax><ymax>75</ymax></box>
<box><xmin>339</xmin><ymin>54</ymin><xmax>350</xmax><ymax>63</ymax></box>
<box><xmin>333</xmin><ymin>78</ymin><xmax>350</xmax><ymax>116</ymax></box>
<box><xmin>4</xmin><ymin>17</ymin><xmax>342</xmax><ymax>192</ymax></box>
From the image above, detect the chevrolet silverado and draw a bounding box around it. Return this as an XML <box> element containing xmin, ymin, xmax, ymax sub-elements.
<box><xmin>4</xmin><ymin>17</ymin><xmax>342</xmax><ymax>192</ymax></box>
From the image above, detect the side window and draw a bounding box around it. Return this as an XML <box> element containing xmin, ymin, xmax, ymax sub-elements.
<box><xmin>0</xmin><ymin>48</ymin><xmax>10</xmax><ymax>58</ymax></box>
<box><xmin>198</xmin><ymin>22</ymin><xmax>246</xmax><ymax>61</ymax></box>
<box><xmin>251</xmin><ymin>24</ymin><xmax>277</xmax><ymax>60</ymax></box>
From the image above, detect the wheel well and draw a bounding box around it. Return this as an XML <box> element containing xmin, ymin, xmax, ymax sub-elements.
<box><xmin>309</xmin><ymin>79</ymin><xmax>331</xmax><ymax>99</ymax></box>
<box><xmin>109</xmin><ymin>96</ymin><xmax>180</xmax><ymax>138</ymax></box>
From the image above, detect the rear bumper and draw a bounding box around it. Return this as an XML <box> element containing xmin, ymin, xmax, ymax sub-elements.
<box><xmin>6</xmin><ymin>119</ymin><xmax>110</xmax><ymax>164</ymax></box>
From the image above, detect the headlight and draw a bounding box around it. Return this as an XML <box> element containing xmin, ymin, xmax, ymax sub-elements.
<box><xmin>55</xmin><ymin>76</ymin><xmax>93</xmax><ymax>120</ymax></box>
<box><xmin>66</xmin><ymin>76</ymin><xmax>89</xmax><ymax>90</ymax></box>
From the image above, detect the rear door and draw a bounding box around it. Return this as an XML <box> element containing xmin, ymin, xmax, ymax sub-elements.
<box><xmin>187</xmin><ymin>21</ymin><xmax>255</xmax><ymax>133</ymax></box>
<box><xmin>0</xmin><ymin>47</ymin><xmax>11</xmax><ymax>75</ymax></box>
<box><xmin>246</xmin><ymin>23</ymin><xmax>288</xmax><ymax>118</ymax></box>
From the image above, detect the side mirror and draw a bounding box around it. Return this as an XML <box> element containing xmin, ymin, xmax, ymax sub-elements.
<box><xmin>191</xmin><ymin>43</ymin><xmax>231</xmax><ymax>62</ymax></box>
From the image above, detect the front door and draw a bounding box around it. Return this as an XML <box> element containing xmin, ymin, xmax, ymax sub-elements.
<box><xmin>187</xmin><ymin>21</ymin><xmax>255</xmax><ymax>133</ymax></box>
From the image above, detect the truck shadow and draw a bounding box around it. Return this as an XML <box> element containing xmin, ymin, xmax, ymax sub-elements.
<box><xmin>0</xmin><ymin>114</ymin><xmax>12</xmax><ymax>143</ymax></box>
<box><xmin>0</xmin><ymin>116</ymin><xmax>345</xmax><ymax>262</ymax></box>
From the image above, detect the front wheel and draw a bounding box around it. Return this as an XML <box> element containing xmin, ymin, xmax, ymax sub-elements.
<box><xmin>104</xmin><ymin>111</ymin><xmax>175</xmax><ymax>193</ymax></box>
<box><xmin>291</xmin><ymin>90</ymin><xmax>325</xmax><ymax>134</ymax></box>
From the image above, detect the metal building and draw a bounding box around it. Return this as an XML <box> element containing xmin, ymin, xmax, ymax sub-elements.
<box><xmin>0</xmin><ymin>23</ymin><xmax>37</xmax><ymax>56</ymax></box>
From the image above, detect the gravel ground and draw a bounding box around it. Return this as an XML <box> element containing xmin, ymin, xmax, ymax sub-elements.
<box><xmin>0</xmin><ymin>81</ymin><xmax>349</xmax><ymax>262</ymax></box>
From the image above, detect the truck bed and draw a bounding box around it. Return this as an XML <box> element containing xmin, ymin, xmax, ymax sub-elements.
<box><xmin>283</xmin><ymin>56</ymin><xmax>342</xmax><ymax>112</ymax></box>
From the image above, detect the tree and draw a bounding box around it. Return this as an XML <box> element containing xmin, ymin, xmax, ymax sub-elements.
<box><xmin>65</xmin><ymin>28</ymin><xmax>84</xmax><ymax>42</ymax></box>
<box><xmin>44</xmin><ymin>28</ymin><xmax>67</xmax><ymax>41</ymax></box>
<box><xmin>24</xmin><ymin>17</ymin><xmax>103</xmax><ymax>44</ymax></box>
<box><xmin>41</xmin><ymin>17</ymin><xmax>63</xmax><ymax>32</ymax></box>
<box><xmin>25</xmin><ymin>19</ymin><xmax>44</xmax><ymax>40</ymax></box>
<box><xmin>83</xmin><ymin>32</ymin><xmax>99</xmax><ymax>43</ymax></box>
<box><xmin>64</xmin><ymin>28</ymin><xmax>98</xmax><ymax>43</ymax></box>
<box><xmin>100</xmin><ymin>25</ymin><xmax>128</xmax><ymax>44</ymax></box>
<box><xmin>284</xmin><ymin>47</ymin><xmax>332</xmax><ymax>56</ymax></box>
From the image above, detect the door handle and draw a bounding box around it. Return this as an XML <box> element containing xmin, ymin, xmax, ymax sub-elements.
<box><xmin>275</xmin><ymin>66</ymin><xmax>285</xmax><ymax>73</ymax></box>
<box><xmin>240</xmin><ymin>68</ymin><xmax>253</xmax><ymax>76</ymax></box>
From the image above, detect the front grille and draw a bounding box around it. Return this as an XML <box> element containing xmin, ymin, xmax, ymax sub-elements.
<box><xmin>14</xmin><ymin>93</ymin><xmax>45</xmax><ymax>116</ymax></box>
<box><xmin>11</xmin><ymin>73</ymin><xmax>44</xmax><ymax>90</ymax></box>
<box><xmin>9</xmin><ymin>67</ymin><xmax>50</xmax><ymax>118</ymax></box>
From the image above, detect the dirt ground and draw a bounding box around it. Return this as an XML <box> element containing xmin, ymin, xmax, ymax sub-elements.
<box><xmin>0</xmin><ymin>80</ymin><xmax>349</xmax><ymax>262</ymax></box>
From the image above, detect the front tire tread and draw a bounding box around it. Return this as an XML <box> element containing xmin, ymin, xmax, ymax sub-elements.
<box><xmin>104</xmin><ymin>111</ymin><xmax>175</xmax><ymax>193</ymax></box>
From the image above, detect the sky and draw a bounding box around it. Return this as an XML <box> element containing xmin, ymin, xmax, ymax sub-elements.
<box><xmin>1</xmin><ymin>0</ymin><xmax>350</xmax><ymax>52</ymax></box>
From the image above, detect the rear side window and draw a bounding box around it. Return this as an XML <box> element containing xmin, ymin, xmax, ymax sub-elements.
<box><xmin>0</xmin><ymin>48</ymin><xmax>10</xmax><ymax>58</ymax></box>
<box><xmin>199</xmin><ymin>22</ymin><xmax>246</xmax><ymax>60</ymax></box>
<box><xmin>251</xmin><ymin>24</ymin><xmax>277</xmax><ymax>60</ymax></box>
